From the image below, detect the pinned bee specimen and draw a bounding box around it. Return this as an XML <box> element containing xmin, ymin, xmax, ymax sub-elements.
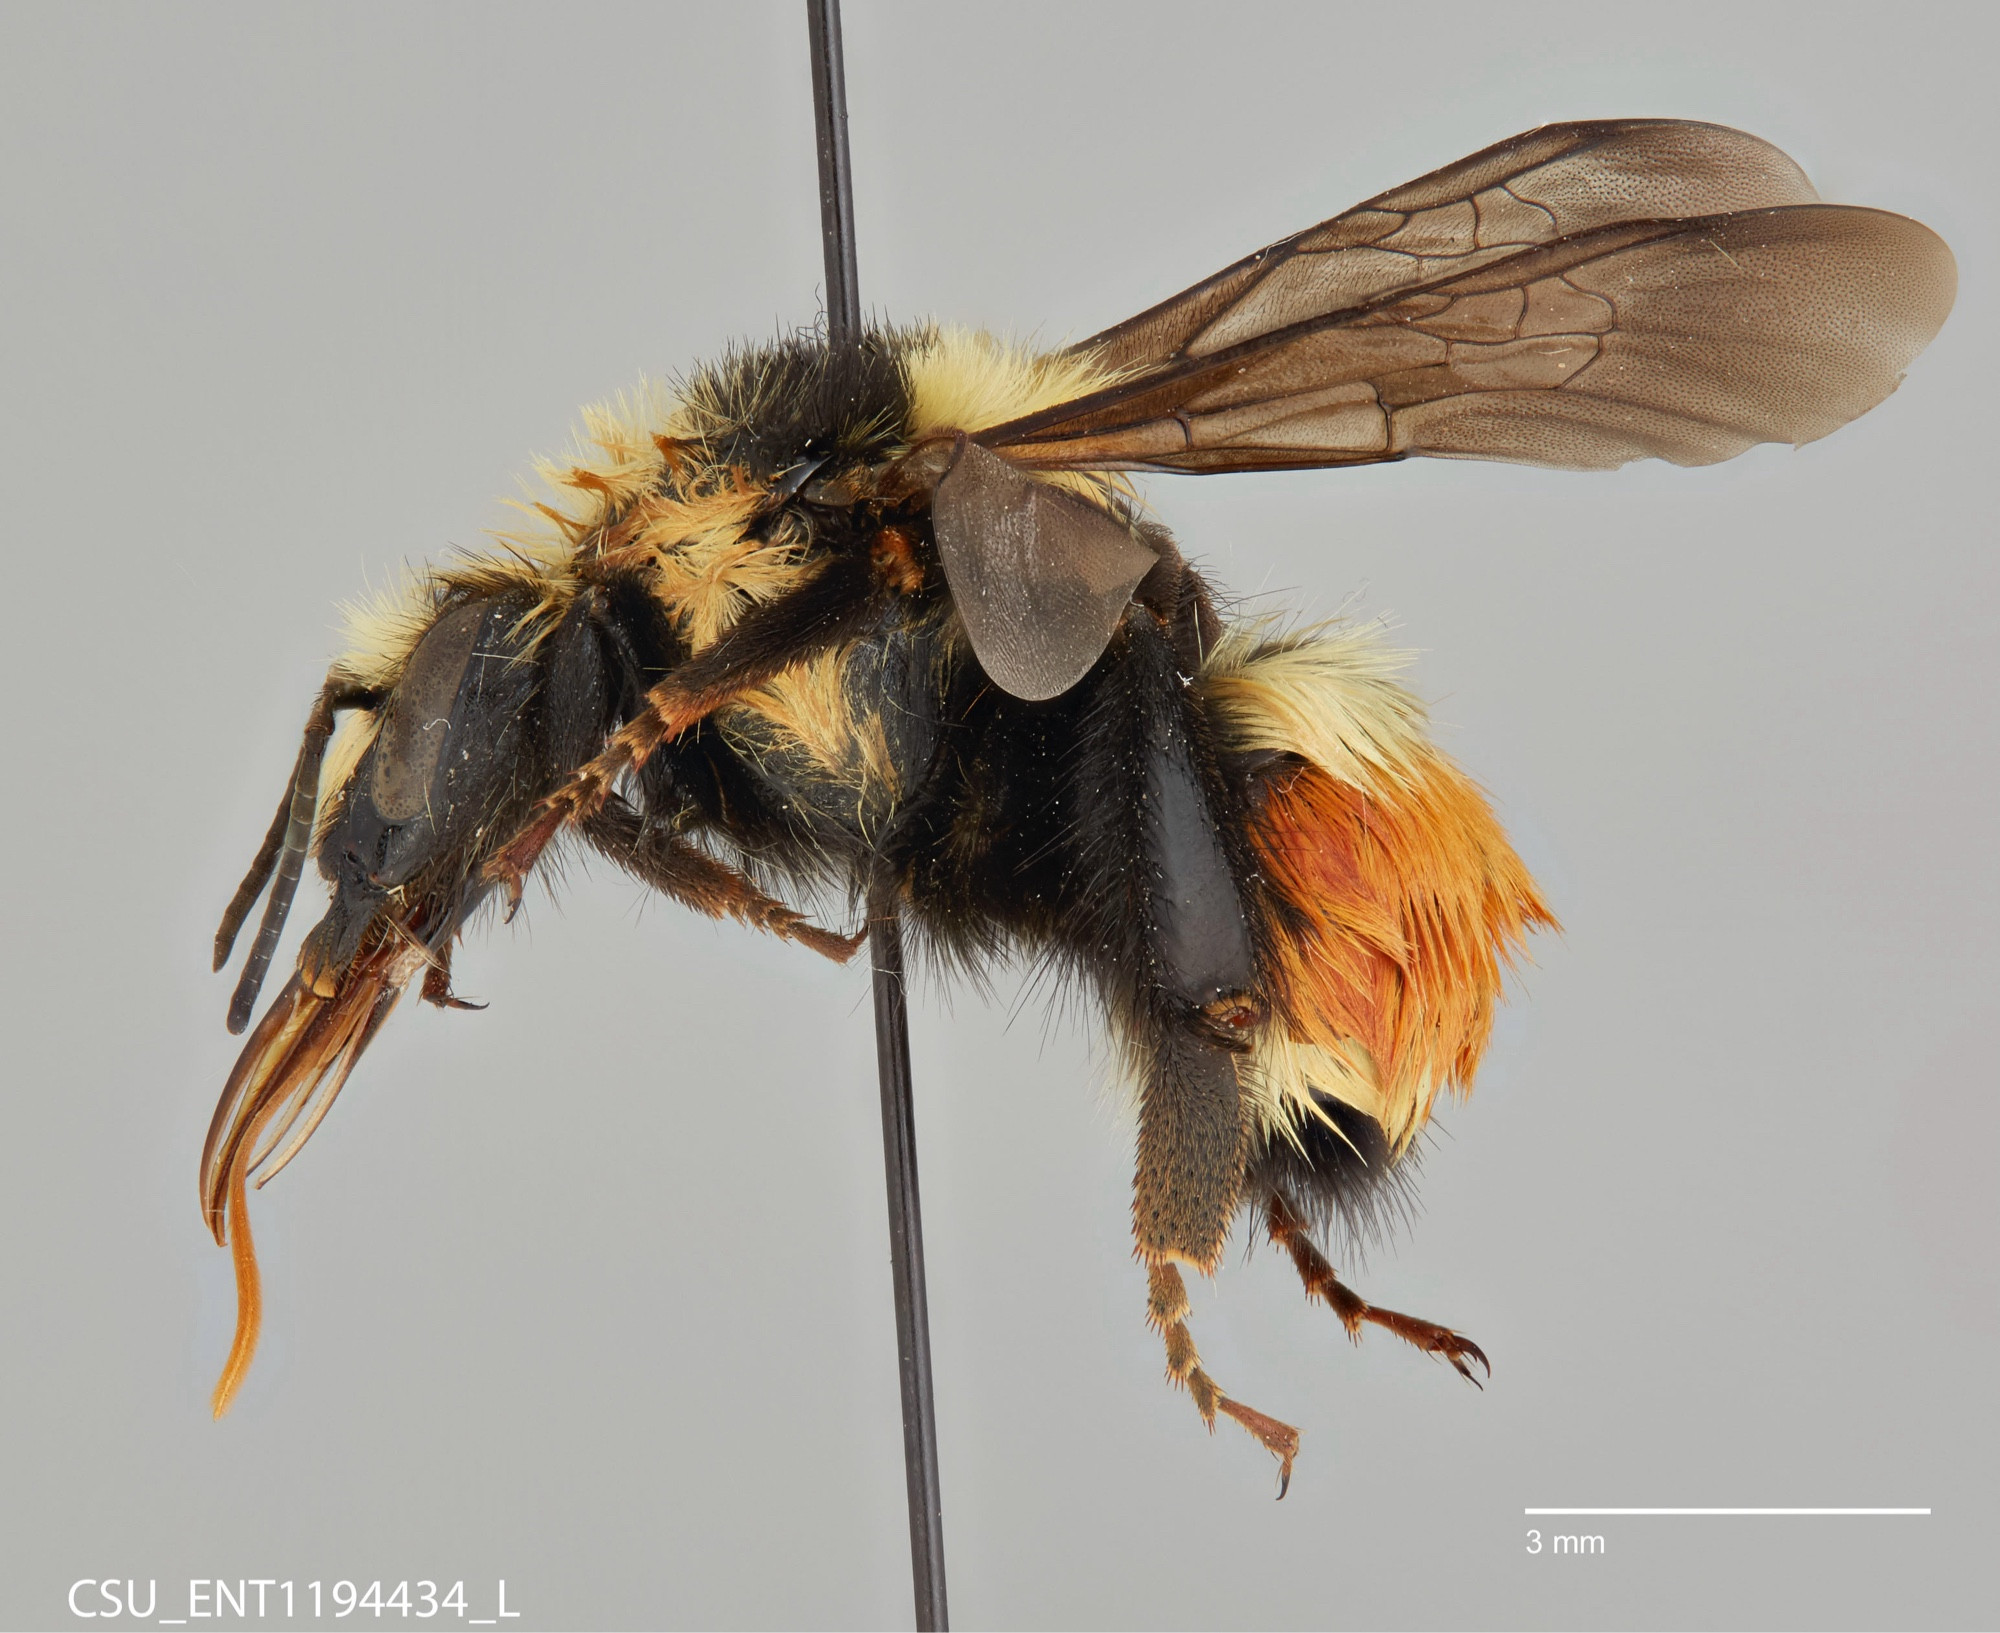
<box><xmin>207</xmin><ymin>120</ymin><xmax>1954</xmax><ymax>1486</ymax></box>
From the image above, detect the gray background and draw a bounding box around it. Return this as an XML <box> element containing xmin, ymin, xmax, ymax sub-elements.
<box><xmin>2</xmin><ymin>2</ymin><xmax>1993</xmax><ymax>1627</ymax></box>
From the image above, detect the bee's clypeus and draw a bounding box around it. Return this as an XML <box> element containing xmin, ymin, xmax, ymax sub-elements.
<box><xmin>207</xmin><ymin>120</ymin><xmax>1954</xmax><ymax>1487</ymax></box>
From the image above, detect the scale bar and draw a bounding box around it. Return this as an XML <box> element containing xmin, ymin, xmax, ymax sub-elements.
<box><xmin>1525</xmin><ymin>1507</ymin><xmax>1929</xmax><ymax>1516</ymax></box>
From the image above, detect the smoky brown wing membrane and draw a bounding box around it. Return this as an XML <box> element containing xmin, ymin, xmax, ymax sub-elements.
<box><xmin>977</xmin><ymin>119</ymin><xmax>1953</xmax><ymax>474</ymax></box>
<box><xmin>1069</xmin><ymin>118</ymin><xmax>1828</xmax><ymax>377</ymax></box>
<box><xmin>984</xmin><ymin>206</ymin><xmax>1955</xmax><ymax>474</ymax></box>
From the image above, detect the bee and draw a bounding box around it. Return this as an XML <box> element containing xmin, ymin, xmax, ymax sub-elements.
<box><xmin>205</xmin><ymin>118</ymin><xmax>1953</xmax><ymax>1488</ymax></box>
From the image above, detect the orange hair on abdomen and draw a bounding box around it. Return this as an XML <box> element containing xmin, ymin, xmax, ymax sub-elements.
<box><xmin>1251</xmin><ymin>756</ymin><xmax>1556</xmax><ymax>1147</ymax></box>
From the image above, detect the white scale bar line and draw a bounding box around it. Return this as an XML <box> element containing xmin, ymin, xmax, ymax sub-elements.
<box><xmin>1524</xmin><ymin>1507</ymin><xmax>1930</xmax><ymax>1516</ymax></box>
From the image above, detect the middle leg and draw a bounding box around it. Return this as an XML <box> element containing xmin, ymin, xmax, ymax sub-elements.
<box><xmin>582</xmin><ymin>796</ymin><xmax>862</xmax><ymax>962</ymax></box>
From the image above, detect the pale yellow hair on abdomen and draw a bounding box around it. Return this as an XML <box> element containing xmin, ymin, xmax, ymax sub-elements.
<box><xmin>1204</xmin><ymin>618</ymin><xmax>1555</xmax><ymax>1152</ymax></box>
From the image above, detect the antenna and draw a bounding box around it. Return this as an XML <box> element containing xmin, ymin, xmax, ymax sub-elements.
<box><xmin>805</xmin><ymin>5</ymin><xmax>949</xmax><ymax>1626</ymax></box>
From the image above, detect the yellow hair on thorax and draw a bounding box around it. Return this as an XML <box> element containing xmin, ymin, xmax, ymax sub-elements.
<box><xmin>723</xmin><ymin>646</ymin><xmax>899</xmax><ymax>811</ymax></box>
<box><xmin>323</xmin><ymin>333</ymin><xmax>1135</xmax><ymax>694</ymax></box>
<box><xmin>902</xmin><ymin>327</ymin><xmax>1137</xmax><ymax>512</ymax></box>
<box><xmin>322</xmin><ymin>386</ymin><xmax>665</xmax><ymax>691</ymax></box>
<box><xmin>901</xmin><ymin>326</ymin><xmax>1123</xmax><ymax>438</ymax></box>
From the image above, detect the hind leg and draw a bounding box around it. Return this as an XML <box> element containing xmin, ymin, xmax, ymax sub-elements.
<box><xmin>1264</xmin><ymin>1192</ymin><xmax>1489</xmax><ymax>1384</ymax></box>
<box><xmin>1146</xmin><ymin>1259</ymin><xmax>1301</xmax><ymax>1495</ymax></box>
<box><xmin>1055</xmin><ymin>607</ymin><xmax>1303</xmax><ymax>1483</ymax></box>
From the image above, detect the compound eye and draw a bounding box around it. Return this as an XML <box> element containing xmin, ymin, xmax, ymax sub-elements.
<box><xmin>346</xmin><ymin>596</ymin><xmax>544</xmax><ymax>891</ymax></box>
<box><xmin>371</xmin><ymin>601</ymin><xmax>488</xmax><ymax>822</ymax></box>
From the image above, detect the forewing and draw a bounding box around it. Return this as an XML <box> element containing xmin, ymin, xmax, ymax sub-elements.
<box><xmin>929</xmin><ymin>437</ymin><xmax>1159</xmax><ymax>700</ymax></box>
<box><xmin>985</xmin><ymin>206</ymin><xmax>1955</xmax><ymax>474</ymax></box>
<box><xmin>1074</xmin><ymin>119</ymin><xmax>1822</xmax><ymax>376</ymax></box>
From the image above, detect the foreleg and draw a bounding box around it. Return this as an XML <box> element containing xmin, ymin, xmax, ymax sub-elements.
<box><xmin>486</xmin><ymin>550</ymin><xmax>883</xmax><ymax>903</ymax></box>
